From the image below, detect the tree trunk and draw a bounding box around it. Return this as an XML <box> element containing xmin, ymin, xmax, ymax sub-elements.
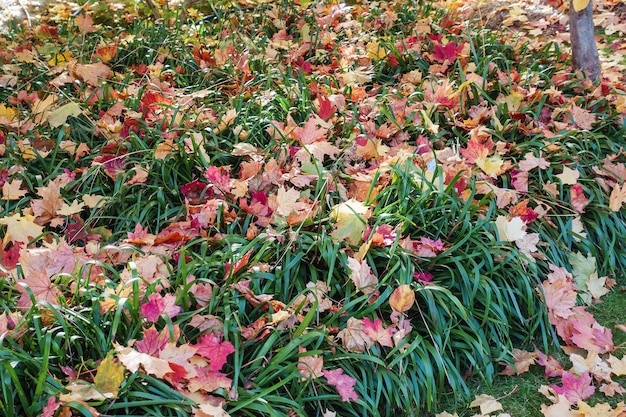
<box><xmin>569</xmin><ymin>0</ymin><xmax>601</xmax><ymax>81</ymax></box>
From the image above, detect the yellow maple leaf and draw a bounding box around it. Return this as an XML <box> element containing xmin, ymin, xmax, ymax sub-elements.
<box><xmin>0</xmin><ymin>213</ymin><xmax>44</xmax><ymax>244</ymax></box>
<box><xmin>475</xmin><ymin>153</ymin><xmax>504</xmax><ymax>177</ymax></box>
<box><xmin>572</xmin><ymin>0</ymin><xmax>590</xmax><ymax>12</ymax></box>
<box><xmin>330</xmin><ymin>199</ymin><xmax>370</xmax><ymax>245</ymax></box>
<box><xmin>94</xmin><ymin>354</ymin><xmax>125</xmax><ymax>398</ymax></box>
<box><xmin>0</xmin><ymin>104</ymin><xmax>18</xmax><ymax>121</ymax></box>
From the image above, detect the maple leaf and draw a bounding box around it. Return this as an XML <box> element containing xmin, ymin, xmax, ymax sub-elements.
<box><xmin>75</xmin><ymin>13</ymin><xmax>96</xmax><ymax>33</ymax></box>
<box><xmin>93</xmin><ymin>353</ymin><xmax>125</xmax><ymax>398</ymax></box>
<box><xmin>494</xmin><ymin>215</ymin><xmax>526</xmax><ymax>242</ymax></box>
<box><xmin>48</xmin><ymin>102</ymin><xmax>82</xmax><ymax>128</ymax></box>
<box><xmin>500</xmin><ymin>348</ymin><xmax>538</xmax><ymax>376</ymax></box>
<box><xmin>570</xmin><ymin>351</ymin><xmax>612</xmax><ymax>382</ymax></box>
<box><xmin>550</xmin><ymin>371</ymin><xmax>595</xmax><ymax>404</ymax></box>
<box><xmin>469</xmin><ymin>394</ymin><xmax>503</xmax><ymax>415</ymax></box>
<box><xmin>297</xmin><ymin>347</ymin><xmax>324</xmax><ymax>380</ymax></box>
<box><xmin>0</xmin><ymin>213</ymin><xmax>44</xmax><ymax>244</ymax></box>
<box><xmin>291</xmin><ymin>115</ymin><xmax>328</xmax><ymax>144</ymax></box>
<box><xmin>576</xmin><ymin>401</ymin><xmax>626</xmax><ymax>417</ymax></box>
<box><xmin>337</xmin><ymin>317</ymin><xmax>372</xmax><ymax>353</ymax></box>
<box><xmin>567</xmin><ymin>103</ymin><xmax>596</xmax><ymax>130</ymax></box>
<box><xmin>322</xmin><ymin>368</ymin><xmax>359</xmax><ymax>402</ymax></box>
<box><xmin>41</xmin><ymin>396</ymin><xmax>62</xmax><ymax>417</ymax></box>
<box><xmin>599</xmin><ymin>381</ymin><xmax>626</xmax><ymax>397</ymax></box>
<box><xmin>1</xmin><ymin>178</ymin><xmax>27</xmax><ymax>201</ymax></box>
<box><xmin>68</xmin><ymin>60</ymin><xmax>112</xmax><ymax>86</ymax></box>
<box><xmin>159</xmin><ymin>342</ymin><xmax>198</xmax><ymax>383</ymax></box>
<box><xmin>114</xmin><ymin>342</ymin><xmax>173</xmax><ymax>378</ymax></box>
<box><xmin>586</xmin><ymin>273</ymin><xmax>610</xmax><ymax>300</ymax></box>
<box><xmin>475</xmin><ymin>153</ymin><xmax>504</xmax><ymax>177</ymax></box>
<box><xmin>193</xmin><ymin>333</ymin><xmax>235</xmax><ymax>371</ymax></box>
<box><xmin>141</xmin><ymin>293</ymin><xmax>182</xmax><ymax>322</ymax></box>
<box><xmin>362</xmin><ymin>318</ymin><xmax>394</xmax><ymax>347</ymax></box>
<box><xmin>570</xmin><ymin>185</ymin><xmax>589</xmax><ymax>213</ymax></box>
<box><xmin>298</xmin><ymin>141</ymin><xmax>341</xmax><ymax>163</ymax></box>
<box><xmin>556</xmin><ymin>166</ymin><xmax>580</xmax><ymax>185</ymax></box>
<box><xmin>608</xmin><ymin>182</ymin><xmax>626</xmax><ymax>212</ymax></box>
<box><xmin>56</xmin><ymin>199</ymin><xmax>85</xmax><ymax>216</ymax></box>
<box><xmin>539</xmin><ymin>266</ymin><xmax>578</xmax><ymax>320</ymax></box>
<box><xmin>187</xmin><ymin>367</ymin><xmax>233</xmax><ymax>393</ymax></box>
<box><xmin>134</xmin><ymin>325</ymin><xmax>174</xmax><ymax>357</ymax></box>
<box><xmin>16</xmin><ymin>270</ymin><xmax>61</xmax><ymax>310</ymax></box>
<box><xmin>536</xmin><ymin>349</ymin><xmax>565</xmax><ymax>378</ymax></box>
<box><xmin>31</xmin><ymin>182</ymin><xmax>64</xmax><ymax>226</ymax></box>
<box><xmin>539</xmin><ymin>394</ymin><xmax>577</xmax><ymax>417</ymax></box>
<box><xmin>275</xmin><ymin>186</ymin><xmax>303</xmax><ymax>216</ymax></box>
<box><xmin>607</xmin><ymin>355</ymin><xmax>626</xmax><ymax>377</ymax></box>
<box><xmin>571</xmin><ymin>318</ymin><xmax>614</xmax><ymax>354</ymax></box>
<box><xmin>346</xmin><ymin>256</ymin><xmax>379</xmax><ymax>294</ymax></box>
<box><xmin>331</xmin><ymin>199</ymin><xmax>370</xmax><ymax>245</ymax></box>
<box><xmin>519</xmin><ymin>152</ymin><xmax>550</xmax><ymax>172</ymax></box>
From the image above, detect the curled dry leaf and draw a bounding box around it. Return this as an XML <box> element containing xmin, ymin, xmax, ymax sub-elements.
<box><xmin>389</xmin><ymin>284</ymin><xmax>415</xmax><ymax>312</ymax></box>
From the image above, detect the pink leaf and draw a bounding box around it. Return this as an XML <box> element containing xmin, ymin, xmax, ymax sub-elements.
<box><xmin>362</xmin><ymin>318</ymin><xmax>394</xmax><ymax>347</ymax></box>
<box><xmin>322</xmin><ymin>368</ymin><xmax>359</xmax><ymax>402</ymax></box>
<box><xmin>41</xmin><ymin>395</ymin><xmax>62</xmax><ymax>417</ymax></box>
<box><xmin>550</xmin><ymin>371</ymin><xmax>595</xmax><ymax>404</ymax></box>
<box><xmin>193</xmin><ymin>334</ymin><xmax>235</xmax><ymax>371</ymax></box>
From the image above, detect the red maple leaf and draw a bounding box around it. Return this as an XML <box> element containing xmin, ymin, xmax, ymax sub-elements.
<box><xmin>322</xmin><ymin>368</ymin><xmax>359</xmax><ymax>402</ymax></box>
<box><xmin>135</xmin><ymin>324</ymin><xmax>174</xmax><ymax>356</ymax></box>
<box><xmin>432</xmin><ymin>41</ymin><xmax>463</xmax><ymax>62</ymax></box>
<box><xmin>193</xmin><ymin>334</ymin><xmax>235</xmax><ymax>371</ymax></box>
<box><xmin>317</xmin><ymin>95</ymin><xmax>334</xmax><ymax>121</ymax></box>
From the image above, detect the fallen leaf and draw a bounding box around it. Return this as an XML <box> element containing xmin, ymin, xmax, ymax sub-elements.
<box><xmin>0</xmin><ymin>213</ymin><xmax>44</xmax><ymax>244</ymax></box>
<box><xmin>346</xmin><ymin>257</ymin><xmax>378</xmax><ymax>294</ymax></box>
<box><xmin>330</xmin><ymin>199</ymin><xmax>370</xmax><ymax>245</ymax></box>
<box><xmin>1</xmin><ymin>179</ymin><xmax>28</xmax><ymax>201</ymax></box>
<box><xmin>572</xmin><ymin>0</ymin><xmax>590</xmax><ymax>12</ymax></box>
<box><xmin>337</xmin><ymin>317</ymin><xmax>372</xmax><ymax>353</ymax></box>
<box><xmin>494</xmin><ymin>215</ymin><xmax>526</xmax><ymax>242</ymax></box>
<box><xmin>500</xmin><ymin>348</ymin><xmax>538</xmax><ymax>376</ymax></box>
<box><xmin>322</xmin><ymin>368</ymin><xmax>359</xmax><ymax>402</ymax></box>
<box><xmin>469</xmin><ymin>394</ymin><xmax>503</xmax><ymax>415</ymax></box>
<box><xmin>48</xmin><ymin>102</ymin><xmax>82</xmax><ymax>128</ymax></box>
<box><xmin>550</xmin><ymin>371</ymin><xmax>595</xmax><ymax>404</ymax></box>
<box><xmin>608</xmin><ymin>183</ymin><xmax>626</xmax><ymax>211</ymax></box>
<box><xmin>93</xmin><ymin>353</ymin><xmax>125</xmax><ymax>398</ymax></box>
<box><xmin>557</xmin><ymin>167</ymin><xmax>580</xmax><ymax>185</ymax></box>
<box><xmin>114</xmin><ymin>343</ymin><xmax>173</xmax><ymax>378</ymax></box>
<box><xmin>362</xmin><ymin>317</ymin><xmax>394</xmax><ymax>347</ymax></box>
<box><xmin>389</xmin><ymin>284</ymin><xmax>415</xmax><ymax>312</ymax></box>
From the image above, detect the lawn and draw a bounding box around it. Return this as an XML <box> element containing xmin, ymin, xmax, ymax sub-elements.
<box><xmin>0</xmin><ymin>0</ymin><xmax>625</xmax><ymax>416</ymax></box>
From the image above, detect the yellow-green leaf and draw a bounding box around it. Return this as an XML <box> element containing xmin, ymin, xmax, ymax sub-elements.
<box><xmin>93</xmin><ymin>354</ymin><xmax>125</xmax><ymax>398</ymax></box>
<box><xmin>48</xmin><ymin>102</ymin><xmax>82</xmax><ymax>128</ymax></box>
<box><xmin>572</xmin><ymin>0</ymin><xmax>590</xmax><ymax>12</ymax></box>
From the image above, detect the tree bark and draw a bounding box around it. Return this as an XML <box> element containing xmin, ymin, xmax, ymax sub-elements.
<box><xmin>569</xmin><ymin>0</ymin><xmax>601</xmax><ymax>81</ymax></box>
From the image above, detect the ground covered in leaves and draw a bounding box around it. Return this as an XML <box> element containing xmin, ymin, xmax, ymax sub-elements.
<box><xmin>0</xmin><ymin>0</ymin><xmax>626</xmax><ymax>416</ymax></box>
